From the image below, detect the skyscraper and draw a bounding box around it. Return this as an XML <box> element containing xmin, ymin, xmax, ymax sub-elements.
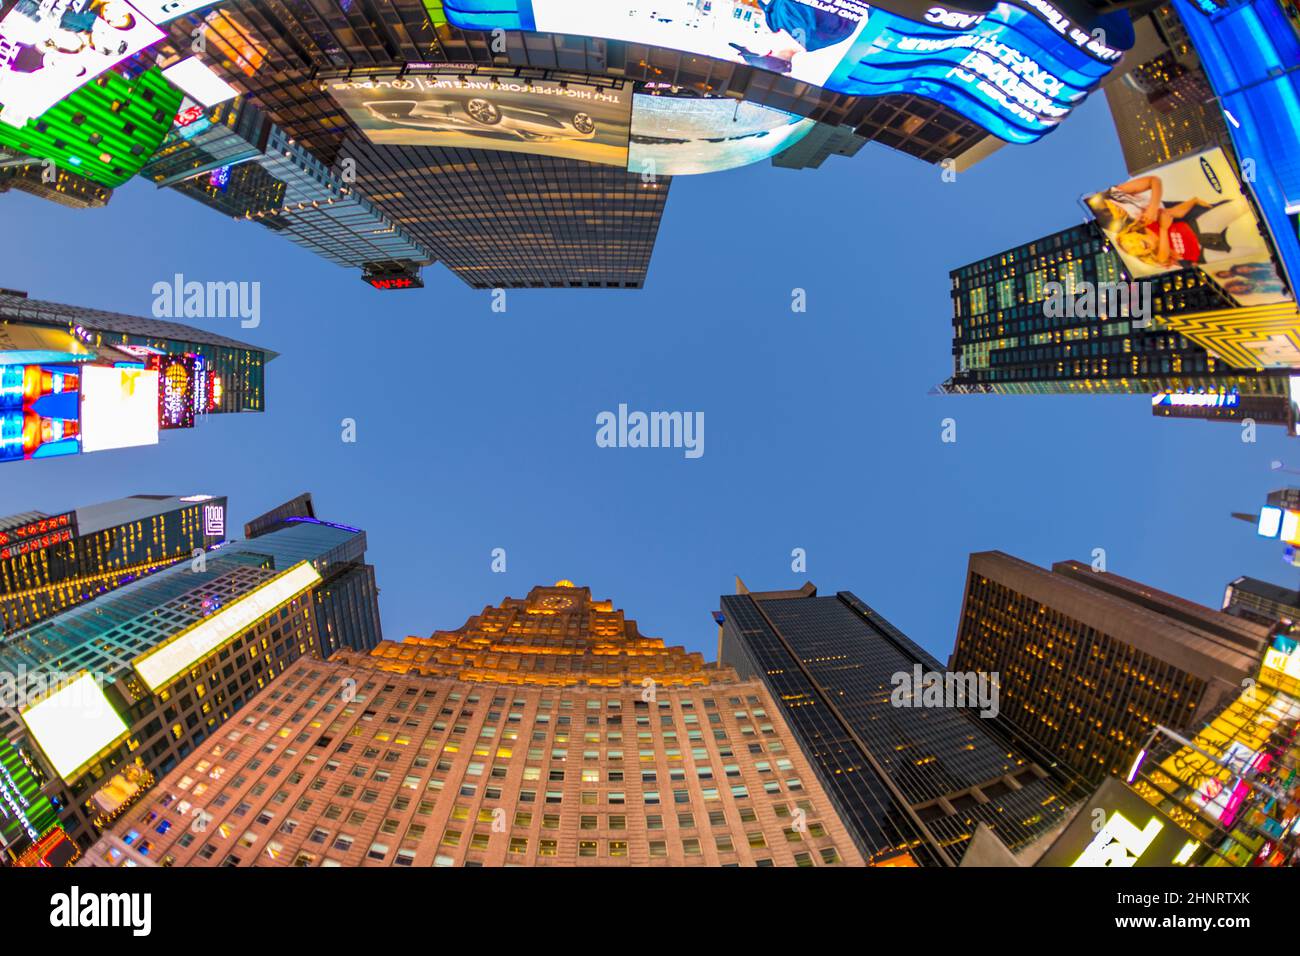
<box><xmin>1223</xmin><ymin>576</ymin><xmax>1300</xmax><ymax>634</ymax></box>
<box><xmin>0</xmin><ymin>494</ymin><xmax>229</xmax><ymax>635</ymax></box>
<box><xmin>79</xmin><ymin>582</ymin><xmax>864</xmax><ymax>867</ymax></box>
<box><xmin>949</xmin><ymin>552</ymin><xmax>1271</xmax><ymax>786</ymax></box>
<box><xmin>717</xmin><ymin>581</ymin><xmax>1085</xmax><ymax>867</ymax></box>
<box><xmin>0</xmin><ymin>157</ymin><xmax>112</xmax><ymax>209</ymax></box>
<box><xmin>0</xmin><ymin>509</ymin><xmax>381</xmax><ymax>857</ymax></box>
<box><xmin>938</xmin><ymin>221</ymin><xmax>1293</xmax><ymax>408</ymax></box>
<box><xmin>138</xmin><ymin>0</ymin><xmax>1007</xmax><ymax>289</ymax></box>
<box><xmin>1</xmin><ymin>290</ymin><xmax>272</xmax><ymax>415</ymax></box>
<box><xmin>140</xmin><ymin>95</ymin><xmax>431</xmax><ymax>275</ymax></box>
<box><xmin>1103</xmin><ymin>7</ymin><xmax>1234</xmax><ymax>175</ymax></box>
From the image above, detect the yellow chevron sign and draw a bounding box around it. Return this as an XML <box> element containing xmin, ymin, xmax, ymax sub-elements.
<box><xmin>1161</xmin><ymin>303</ymin><xmax>1300</xmax><ymax>369</ymax></box>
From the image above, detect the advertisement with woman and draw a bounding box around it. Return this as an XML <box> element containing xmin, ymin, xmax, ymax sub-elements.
<box><xmin>1084</xmin><ymin>147</ymin><xmax>1292</xmax><ymax>308</ymax></box>
<box><xmin>0</xmin><ymin>0</ymin><xmax>163</xmax><ymax>127</ymax></box>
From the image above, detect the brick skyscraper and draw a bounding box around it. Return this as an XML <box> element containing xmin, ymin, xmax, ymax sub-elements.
<box><xmin>82</xmin><ymin>582</ymin><xmax>863</xmax><ymax>867</ymax></box>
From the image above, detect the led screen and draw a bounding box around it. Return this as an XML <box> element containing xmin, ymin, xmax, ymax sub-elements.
<box><xmin>132</xmin><ymin>561</ymin><xmax>321</xmax><ymax>691</ymax></box>
<box><xmin>1035</xmin><ymin>778</ymin><xmax>1200</xmax><ymax>868</ymax></box>
<box><xmin>19</xmin><ymin>673</ymin><xmax>129</xmax><ymax>782</ymax></box>
<box><xmin>79</xmin><ymin>364</ymin><xmax>159</xmax><ymax>454</ymax></box>
<box><xmin>0</xmin><ymin>0</ymin><xmax>165</xmax><ymax>128</ymax></box>
<box><xmin>1084</xmin><ymin>148</ymin><xmax>1292</xmax><ymax>308</ymax></box>
<box><xmin>442</xmin><ymin>1</ymin><xmax>1132</xmax><ymax>143</ymax></box>
<box><xmin>327</xmin><ymin>74</ymin><xmax>632</xmax><ymax>167</ymax></box>
<box><xmin>150</xmin><ymin>353</ymin><xmax>198</xmax><ymax>429</ymax></box>
<box><xmin>161</xmin><ymin>54</ymin><xmax>237</xmax><ymax>106</ymax></box>
<box><xmin>0</xmin><ymin>361</ymin><xmax>81</xmax><ymax>462</ymax></box>
<box><xmin>628</xmin><ymin>94</ymin><xmax>815</xmax><ymax>176</ymax></box>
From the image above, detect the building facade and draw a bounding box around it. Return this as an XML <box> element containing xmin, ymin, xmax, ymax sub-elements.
<box><xmin>1</xmin><ymin>291</ymin><xmax>272</xmax><ymax>415</ymax></box>
<box><xmin>0</xmin><ymin>514</ymin><xmax>381</xmax><ymax>858</ymax></box>
<box><xmin>1223</xmin><ymin>576</ymin><xmax>1300</xmax><ymax>634</ymax></box>
<box><xmin>717</xmin><ymin>581</ymin><xmax>1085</xmax><ymax>867</ymax></box>
<box><xmin>939</xmin><ymin>222</ymin><xmax>1293</xmax><ymax>405</ymax></box>
<box><xmin>80</xmin><ymin>582</ymin><xmax>863</xmax><ymax>867</ymax></box>
<box><xmin>949</xmin><ymin>552</ymin><xmax>1271</xmax><ymax>786</ymax></box>
<box><xmin>1103</xmin><ymin>6</ymin><xmax>1235</xmax><ymax>175</ymax></box>
<box><xmin>0</xmin><ymin>495</ymin><xmax>229</xmax><ymax>635</ymax></box>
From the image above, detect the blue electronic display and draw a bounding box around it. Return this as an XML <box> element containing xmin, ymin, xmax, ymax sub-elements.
<box><xmin>1172</xmin><ymin>0</ymin><xmax>1300</xmax><ymax>298</ymax></box>
<box><xmin>441</xmin><ymin>0</ymin><xmax>1132</xmax><ymax>143</ymax></box>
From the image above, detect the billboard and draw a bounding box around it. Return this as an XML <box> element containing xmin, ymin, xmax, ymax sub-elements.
<box><xmin>0</xmin><ymin>0</ymin><xmax>165</xmax><ymax>128</ymax></box>
<box><xmin>628</xmin><ymin>94</ymin><xmax>815</xmax><ymax>176</ymax></box>
<box><xmin>132</xmin><ymin>561</ymin><xmax>320</xmax><ymax>691</ymax></box>
<box><xmin>0</xmin><ymin>361</ymin><xmax>81</xmax><ymax>462</ymax></box>
<box><xmin>149</xmin><ymin>353</ymin><xmax>198</xmax><ymax>429</ymax></box>
<box><xmin>79</xmin><ymin>365</ymin><xmax>158</xmax><ymax>454</ymax></box>
<box><xmin>0</xmin><ymin>510</ymin><xmax>76</xmax><ymax>560</ymax></box>
<box><xmin>1036</xmin><ymin>777</ymin><xmax>1202</xmax><ymax>867</ymax></box>
<box><xmin>441</xmin><ymin>1</ymin><xmax>1133</xmax><ymax>143</ymax></box>
<box><xmin>0</xmin><ymin>740</ymin><xmax>60</xmax><ymax>849</ymax></box>
<box><xmin>1084</xmin><ymin>148</ymin><xmax>1292</xmax><ymax>309</ymax></box>
<box><xmin>19</xmin><ymin>672</ymin><xmax>129</xmax><ymax>782</ymax></box>
<box><xmin>326</xmin><ymin>74</ymin><xmax>632</xmax><ymax>166</ymax></box>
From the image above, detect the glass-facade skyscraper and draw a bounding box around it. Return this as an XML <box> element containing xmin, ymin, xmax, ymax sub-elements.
<box><xmin>0</xmin><ymin>509</ymin><xmax>381</xmax><ymax>859</ymax></box>
<box><xmin>718</xmin><ymin>581</ymin><xmax>1086</xmax><ymax>866</ymax></box>
<box><xmin>0</xmin><ymin>494</ymin><xmax>229</xmax><ymax>635</ymax></box>
<box><xmin>938</xmin><ymin>222</ymin><xmax>1293</xmax><ymax>406</ymax></box>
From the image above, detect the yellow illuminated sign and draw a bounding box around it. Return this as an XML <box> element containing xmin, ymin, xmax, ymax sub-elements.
<box><xmin>19</xmin><ymin>673</ymin><xmax>130</xmax><ymax>783</ymax></box>
<box><xmin>1071</xmin><ymin>811</ymin><xmax>1163</xmax><ymax>867</ymax></box>
<box><xmin>132</xmin><ymin>562</ymin><xmax>321</xmax><ymax>691</ymax></box>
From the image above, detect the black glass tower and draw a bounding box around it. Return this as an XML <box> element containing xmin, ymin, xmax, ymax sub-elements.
<box><xmin>938</xmin><ymin>222</ymin><xmax>1293</xmax><ymax>404</ymax></box>
<box><xmin>718</xmin><ymin>582</ymin><xmax>1086</xmax><ymax>866</ymax></box>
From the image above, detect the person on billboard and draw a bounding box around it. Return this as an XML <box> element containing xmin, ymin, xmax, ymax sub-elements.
<box><xmin>728</xmin><ymin>0</ymin><xmax>866</xmax><ymax>75</ymax></box>
<box><xmin>1212</xmin><ymin>262</ymin><xmax>1288</xmax><ymax>300</ymax></box>
<box><xmin>1093</xmin><ymin>175</ymin><xmax>1241</xmax><ymax>270</ymax></box>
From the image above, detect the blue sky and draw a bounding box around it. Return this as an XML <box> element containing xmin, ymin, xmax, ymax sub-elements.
<box><xmin>0</xmin><ymin>94</ymin><xmax>1294</xmax><ymax>662</ymax></box>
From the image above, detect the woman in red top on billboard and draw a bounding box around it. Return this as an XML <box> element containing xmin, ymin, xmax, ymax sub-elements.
<box><xmin>1095</xmin><ymin>174</ymin><xmax>1243</xmax><ymax>270</ymax></box>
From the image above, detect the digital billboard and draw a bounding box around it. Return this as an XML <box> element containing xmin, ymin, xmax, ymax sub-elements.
<box><xmin>132</xmin><ymin>561</ymin><xmax>321</xmax><ymax>691</ymax></box>
<box><xmin>1155</xmin><ymin>683</ymin><xmax>1300</xmax><ymax>832</ymax></box>
<box><xmin>0</xmin><ymin>361</ymin><xmax>81</xmax><ymax>462</ymax></box>
<box><xmin>1084</xmin><ymin>148</ymin><xmax>1292</xmax><ymax>309</ymax></box>
<box><xmin>326</xmin><ymin>74</ymin><xmax>632</xmax><ymax>166</ymax></box>
<box><xmin>161</xmin><ymin>54</ymin><xmax>237</xmax><ymax>107</ymax></box>
<box><xmin>0</xmin><ymin>740</ymin><xmax>60</xmax><ymax>849</ymax></box>
<box><xmin>19</xmin><ymin>672</ymin><xmax>129</xmax><ymax>783</ymax></box>
<box><xmin>0</xmin><ymin>509</ymin><xmax>76</xmax><ymax>560</ymax></box>
<box><xmin>628</xmin><ymin>94</ymin><xmax>815</xmax><ymax>176</ymax></box>
<box><xmin>1036</xmin><ymin>778</ymin><xmax>1202</xmax><ymax>867</ymax></box>
<box><xmin>0</xmin><ymin>0</ymin><xmax>165</xmax><ymax>128</ymax></box>
<box><xmin>149</xmin><ymin>353</ymin><xmax>198</xmax><ymax>429</ymax></box>
<box><xmin>79</xmin><ymin>364</ymin><xmax>158</xmax><ymax>454</ymax></box>
<box><xmin>441</xmin><ymin>1</ymin><xmax>1133</xmax><ymax>143</ymax></box>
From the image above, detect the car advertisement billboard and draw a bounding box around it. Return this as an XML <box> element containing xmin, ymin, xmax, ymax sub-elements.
<box><xmin>628</xmin><ymin>94</ymin><xmax>815</xmax><ymax>176</ymax></box>
<box><xmin>79</xmin><ymin>364</ymin><xmax>158</xmax><ymax>454</ymax></box>
<box><xmin>440</xmin><ymin>1</ymin><xmax>1132</xmax><ymax>143</ymax></box>
<box><xmin>326</xmin><ymin>74</ymin><xmax>633</xmax><ymax>167</ymax></box>
<box><xmin>0</xmin><ymin>0</ymin><xmax>165</xmax><ymax>128</ymax></box>
<box><xmin>0</xmin><ymin>361</ymin><xmax>81</xmax><ymax>463</ymax></box>
<box><xmin>1083</xmin><ymin>148</ymin><xmax>1293</xmax><ymax>309</ymax></box>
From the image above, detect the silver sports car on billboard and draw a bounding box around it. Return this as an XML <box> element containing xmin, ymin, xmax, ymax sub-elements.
<box><xmin>363</xmin><ymin>94</ymin><xmax>599</xmax><ymax>143</ymax></box>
